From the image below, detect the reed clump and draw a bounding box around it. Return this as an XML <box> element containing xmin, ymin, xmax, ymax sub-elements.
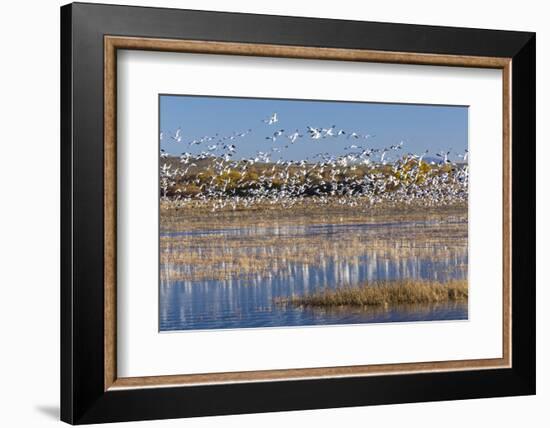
<box><xmin>275</xmin><ymin>280</ymin><xmax>468</xmax><ymax>308</ymax></box>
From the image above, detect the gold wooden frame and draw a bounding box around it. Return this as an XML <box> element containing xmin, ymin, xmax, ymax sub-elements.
<box><xmin>104</xmin><ymin>36</ymin><xmax>512</xmax><ymax>391</ymax></box>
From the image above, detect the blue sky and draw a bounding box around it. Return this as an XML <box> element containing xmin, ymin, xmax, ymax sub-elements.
<box><xmin>159</xmin><ymin>95</ymin><xmax>468</xmax><ymax>162</ymax></box>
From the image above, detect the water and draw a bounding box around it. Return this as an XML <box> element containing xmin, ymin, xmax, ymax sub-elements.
<box><xmin>160</xmin><ymin>220</ymin><xmax>468</xmax><ymax>331</ymax></box>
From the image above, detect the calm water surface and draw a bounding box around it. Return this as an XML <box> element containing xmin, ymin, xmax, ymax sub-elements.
<box><xmin>160</xmin><ymin>221</ymin><xmax>468</xmax><ymax>331</ymax></box>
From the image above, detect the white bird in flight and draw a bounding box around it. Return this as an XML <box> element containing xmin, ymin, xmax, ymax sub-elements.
<box><xmin>287</xmin><ymin>130</ymin><xmax>303</xmax><ymax>143</ymax></box>
<box><xmin>263</xmin><ymin>112</ymin><xmax>278</xmax><ymax>125</ymax></box>
<box><xmin>436</xmin><ymin>150</ymin><xmax>451</xmax><ymax>164</ymax></box>
<box><xmin>322</xmin><ymin>125</ymin><xmax>336</xmax><ymax>137</ymax></box>
<box><xmin>266</xmin><ymin>129</ymin><xmax>284</xmax><ymax>142</ymax></box>
<box><xmin>307</xmin><ymin>126</ymin><xmax>322</xmax><ymax>140</ymax></box>
<box><xmin>171</xmin><ymin>128</ymin><xmax>182</xmax><ymax>143</ymax></box>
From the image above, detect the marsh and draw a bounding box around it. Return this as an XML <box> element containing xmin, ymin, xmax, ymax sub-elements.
<box><xmin>160</xmin><ymin>203</ymin><xmax>468</xmax><ymax>331</ymax></box>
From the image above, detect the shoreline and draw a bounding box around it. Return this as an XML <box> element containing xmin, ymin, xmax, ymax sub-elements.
<box><xmin>160</xmin><ymin>199</ymin><xmax>468</xmax><ymax>232</ymax></box>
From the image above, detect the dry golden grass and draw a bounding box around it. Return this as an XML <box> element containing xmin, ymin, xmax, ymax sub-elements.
<box><xmin>159</xmin><ymin>202</ymin><xmax>467</xmax><ymax>284</ymax></box>
<box><xmin>161</xmin><ymin>234</ymin><xmax>466</xmax><ymax>282</ymax></box>
<box><xmin>160</xmin><ymin>218</ymin><xmax>467</xmax><ymax>282</ymax></box>
<box><xmin>274</xmin><ymin>280</ymin><xmax>468</xmax><ymax>307</ymax></box>
<box><xmin>161</xmin><ymin>199</ymin><xmax>467</xmax><ymax>232</ymax></box>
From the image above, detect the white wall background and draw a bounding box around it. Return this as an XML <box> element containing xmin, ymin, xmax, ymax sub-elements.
<box><xmin>0</xmin><ymin>0</ymin><xmax>546</xmax><ymax>426</ymax></box>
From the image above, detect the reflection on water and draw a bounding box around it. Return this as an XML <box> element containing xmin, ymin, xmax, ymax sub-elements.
<box><xmin>160</xmin><ymin>219</ymin><xmax>468</xmax><ymax>331</ymax></box>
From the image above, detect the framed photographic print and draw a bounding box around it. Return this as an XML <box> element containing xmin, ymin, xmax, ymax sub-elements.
<box><xmin>60</xmin><ymin>2</ymin><xmax>536</xmax><ymax>424</ymax></box>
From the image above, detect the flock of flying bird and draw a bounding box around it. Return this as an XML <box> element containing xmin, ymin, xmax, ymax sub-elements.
<box><xmin>159</xmin><ymin>112</ymin><xmax>469</xmax><ymax>211</ymax></box>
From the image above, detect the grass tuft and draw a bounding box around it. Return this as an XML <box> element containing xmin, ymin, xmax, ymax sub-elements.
<box><xmin>274</xmin><ymin>280</ymin><xmax>467</xmax><ymax>308</ymax></box>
